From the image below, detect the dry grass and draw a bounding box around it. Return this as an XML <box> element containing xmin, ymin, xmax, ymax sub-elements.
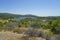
<box><xmin>0</xmin><ymin>31</ymin><xmax>46</xmax><ymax>40</ymax></box>
<box><xmin>0</xmin><ymin>31</ymin><xmax>24</xmax><ymax>40</ymax></box>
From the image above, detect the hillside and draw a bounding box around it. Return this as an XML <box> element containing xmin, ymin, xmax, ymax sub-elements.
<box><xmin>0</xmin><ymin>13</ymin><xmax>60</xmax><ymax>20</ymax></box>
<box><xmin>0</xmin><ymin>13</ymin><xmax>60</xmax><ymax>40</ymax></box>
<box><xmin>0</xmin><ymin>13</ymin><xmax>20</xmax><ymax>19</ymax></box>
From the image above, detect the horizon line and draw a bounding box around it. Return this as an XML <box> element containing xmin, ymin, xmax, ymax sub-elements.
<box><xmin>0</xmin><ymin>12</ymin><xmax>60</xmax><ymax>17</ymax></box>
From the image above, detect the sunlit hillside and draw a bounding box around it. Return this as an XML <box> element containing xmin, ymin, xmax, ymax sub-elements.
<box><xmin>0</xmin><ymin>13</ymin><xmax>60</xmax><ymax>40</ymax></box>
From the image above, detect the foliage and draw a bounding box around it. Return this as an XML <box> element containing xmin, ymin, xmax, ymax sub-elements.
<box><xmin>0</xmin><ymin>22</ymin><xmax>3</xmax><ymax>27</ymax></box>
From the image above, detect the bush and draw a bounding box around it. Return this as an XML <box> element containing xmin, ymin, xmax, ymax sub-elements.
<box><xmin>24</xmin><ymin>27</ymin><xmax>43</xmax><ymax>37</ymax></box>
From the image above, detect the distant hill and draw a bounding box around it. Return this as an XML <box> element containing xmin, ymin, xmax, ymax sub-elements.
<box><xmin>0</xmin><ymin>13</ymin><xmax>38</xmax><ymax>20</ymax></box>
<box><xmin>0</xmin><ymin>13</ymin><xmax>20</xmax><ymax>19</ymax></box>
<box><xmin>0</xmin><ymin>13</ymin><xmax>60</xmax><ymax>20</ymax></box>
<box><xmin>15</xmin><ymin>14</ymin><xmax>38</xmax><ymax>20</ymax></box>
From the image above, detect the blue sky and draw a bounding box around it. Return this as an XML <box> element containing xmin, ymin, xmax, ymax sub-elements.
<box><xmin>0</xmin><ymin>0</ymin><xmax>60</xmax><ymax>16</ymax></box>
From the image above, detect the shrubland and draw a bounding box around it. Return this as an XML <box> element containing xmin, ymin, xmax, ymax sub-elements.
<box><xmin>0</xmin><ymin>13</ymin><xmax>60</xmax><ymax>40</ymax></box>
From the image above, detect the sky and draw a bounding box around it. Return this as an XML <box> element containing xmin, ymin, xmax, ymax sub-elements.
<box><xmin>0</xmin><ymin>0</ymin><xmax>60</xmax><ymax>16</ymax></box>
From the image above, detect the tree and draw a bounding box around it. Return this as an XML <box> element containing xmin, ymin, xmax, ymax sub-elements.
<box><xmin>51</xmin><ymin>19</ymin><xmax>60</xmax><ymax>34</ymax></box>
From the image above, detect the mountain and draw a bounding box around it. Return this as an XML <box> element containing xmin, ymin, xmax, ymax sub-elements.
<box><xmin>15</xmin><ymin>14</ymin><xmax>38</xmax><ymax>20</ymax></box>
<box><xmin>0</xmin><ymin>13</ymin><xmax>38</xmax><ymax>20</ymax></box>
<box><xmin>0</xmin><ymin>13</ymin><xmax>60</xmax><ymax>20</ymax></box>
<box><xmin>0</xmin><ymin>13</ymin><xmax>20</xmax><ymax>19</ymax></box>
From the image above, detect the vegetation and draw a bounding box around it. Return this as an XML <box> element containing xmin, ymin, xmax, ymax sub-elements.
<box><xmin>0</xmin><ymin>13</ymin><xmax>20</xmax><ymax>19</ymax></box>
<box><xmin>0</xmin><ymin>13</ymin><xmax>60</xmax><ymax>40</ymax></box>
